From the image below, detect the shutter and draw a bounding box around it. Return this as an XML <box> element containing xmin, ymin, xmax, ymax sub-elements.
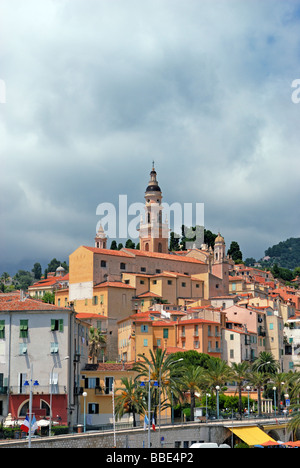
<box><xmin>59</xmin><ymin>319</ymin><xmax>64</xmax><ymax>332</ymax></box>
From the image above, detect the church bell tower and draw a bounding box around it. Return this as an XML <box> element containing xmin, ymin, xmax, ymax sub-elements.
<box><xmin>138</xmin><ymin>163</ymin><xmax>169</xmax><ymax>253</ymax></box>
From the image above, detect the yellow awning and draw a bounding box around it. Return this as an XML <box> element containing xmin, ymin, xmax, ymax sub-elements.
<box><xmin>228</xmin><ymin>426</ymin><xmax>276</xmax><ymax>446</ymax></box>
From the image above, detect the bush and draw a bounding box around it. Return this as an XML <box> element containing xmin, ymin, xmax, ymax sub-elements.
<box><xmin>52</xmin><ymin>425</ymin><xmax>69</xmax><ymax>436</ymax></box>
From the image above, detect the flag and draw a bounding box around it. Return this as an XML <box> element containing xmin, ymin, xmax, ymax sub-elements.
<box><xmin>143</xmin><ymin>414</ymin><xmax>149</xmax><ymax>430</ymax></box>
<box><xmin>20</xmin><ymin>414</ymin><xmax>38</xmax><ymax>433</ymax></box>
<box><xmin>152</xmin><ymin>415</ymin><xmax>156</xmax><ymax>431</ymax></box>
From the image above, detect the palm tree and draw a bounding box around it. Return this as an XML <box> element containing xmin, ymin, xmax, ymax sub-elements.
<box><xmin>249</xmin><ymin>371</ymin><xmax>269</xmax><ymax>417</ymax></box>
<box><xmin>88</xmin><ymin>327</ymin><xmax>106</xmax><ymax>363</ymax></box>
<box><xmin>252</xmin><ymin>352</ymin><xmax>280</xmax><ymax>374</ymax></box>
<box><xmin>179</xmin><ymin>365</ymin><xmax>205</xmax><ymax>421</ymax></box>
<box><xmin>203</xmin><ymin>358</ymin><xmax>232</xmax><ymax>390</ymax></box>
<box><xmin>114</xmin><ymin>377</ymin><xmax>145</xmax><ymax>427</ymax></box>
<box><xmin>231</xmin><ymin>361</ymin><xmax>250</xmax><ymax>416</ymax></box>
<box><xmin>133</xmin><ymin>348</ymin><xmax>182</xmax><ymax>419</ymax></box>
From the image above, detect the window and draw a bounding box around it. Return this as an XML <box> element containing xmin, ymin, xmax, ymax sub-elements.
<box><xmin>155</xmin><ymin>269</ymin><xmax>161</xmax><ymax>274</ymax></box>
<box><xmin>153</xmin><ymin>280</ymin><xmax>157</xmax><ymax>285</ymax></box>
<box><xmin>0</xmin><ymin>320</ymin><xmax>5</xmax><ymax>339</ymax></box>
<box><xmin>230</xmin><ymin>334</ymin><xmax>234</xmax><ymax>341</ymax></box>
<box><xmin>101</xmin><ymin>260</ymin><xmax>107</xmax><ymax>267</ymax></box>
<box><xmin>157</xmin><ymin>339</ymin><xmax>161</xmax><ymax>347</ymax></box>
<box><xmin>141</xmin><ymin>325</ymin><xmax>148</xmax><ymax>333</ymax></box>
<box><xmin>141</xmin><ymin>267</ymin><xmax>146</xmax><ymax>272</ymax></box>
<box><xmin>88</xmin><ymin>403</ymin><xmax>99</xmax><ymax>414</ymax></box>
<box><xmin>269</xmin><ymin>323</ymin><xmax>274</xmax><ymax>330</ymax></box>
<box><xmin>120</xmin><ymin>263</ymin><xmax>126</xmax><ymax>270</ymax></box>
<box><xmin>167</xmin><ymin>280</ymin><xmax>172</xmax><ymax>285</ymax></box>
<box><xmin>51</xmin><ymin>319</ymin><xmax>64</xmax><ymax>332</ymax></box>
<box><xmin>140</xmin><ymin>280</ymin><xmax>145</xmax><ymax>285</ymax></box>
<box><xmin>19</xmin><ymin>320</ymin><xmax>28</xmax><ymax>338</ymax></box>
<box><xmin>181</xmin><ymin>282</ymin><xmax>186</xmax><ymax>287</ymax></box>
<box><xmin>50</xmin><ymin>342</ymin><xmax>59</xmax><ymax>354</ymax></box>
<box><xmin>163</xmin><ymin>328</ymin><xmax>169</xmax><ymax>339</ymax></box>
<box><xmin>195</xmin><ymin>283</ymin><xmax>200</xmax><ymax>288</ymax></box>
<box><xmin>84</xmin><ymin>377</ymin><xmax>100</xmax><ymax>389</ymax></box>
<box><xmin>93</xmin><ymin>296</ymin><xmax>98</xmax><ymax>305</ymax></box>
<box><xmin>105</xmin><ymin>377</ymin><xmax>113</xmax><ymax>394</ymax></box>
<box><xmin>143</xmin><ymin>339</ymin><xmax>148</xmax><ymax>347</ymax></box>
<box><xmin>230</xmin><ymin>350</ymin><xmax>234</xmax><ymax>359</ymax></box>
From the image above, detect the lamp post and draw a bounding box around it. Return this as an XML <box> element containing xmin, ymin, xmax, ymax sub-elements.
<box><xmin>206</xmin><ymin>393</ymin><xmax>211</xmax><ymax>422</ymax></box>
<box><xmin>49</xmin><ymin>356</ymin><xmax>69</xmax><ymax>436</ymax></box>
<box><xmin>158</xmin><ymin>357</ymin><xmax>183</xmax><ymax>445</ymax></box>
<box><xmin>23</xmin><ymin>363</ymin><xmax>39</xmax><ymax>448</ymax></box>
<box><xmin>216</xmin><ymin>386</ymin><xmax>220</xmax><ymax>420</ymax></box>
<box><xmin>273</xmin><ymin>386</ymin><xmax>277</xmax><ymax>417</ymax></box>
<box><xmin>140</xmin><ymin>365</ymin><xmax>158</xmax><ymax>448</ymax></box>
<box><xmin>83</xmin><ymin>392</ymin><xmax>87</xmax><ymax>432</ymax></box>
<box><xmin>246</xmin><ymin>386</ymin><xmax>251</xmax><ymax>418</ymax></box>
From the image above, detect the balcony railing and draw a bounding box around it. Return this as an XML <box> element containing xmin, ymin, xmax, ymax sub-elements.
<box><xmin>9</xmin><ymin>385</ymin><xmax>67</xmax><ymax>395</ymax></box>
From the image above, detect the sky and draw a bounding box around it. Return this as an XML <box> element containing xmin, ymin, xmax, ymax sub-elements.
<box><xmin>1</xmin><ymin>0</ymin><xmax>300</xmax><ymax>275</ymax></box>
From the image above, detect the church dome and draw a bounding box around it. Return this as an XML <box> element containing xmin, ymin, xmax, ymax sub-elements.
<box><xmin>145</xmin><ymin>163</ymin><xmax>161</xmax><ymax>193</ymax></box>
<box><xmin>215</xmin><ymin>233</ymin><xmax>225</xmax><ymax>244</ymax></box>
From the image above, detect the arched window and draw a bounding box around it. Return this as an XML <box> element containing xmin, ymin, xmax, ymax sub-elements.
<box><xmin>145</xmin><ymin>243</ymin><xmax>149</xmax><ymax>251</ymax></box>
<box><xmin>158</xmin><ymin>242</ymin><xmax>162</xmax><ymax>253</ymax></box>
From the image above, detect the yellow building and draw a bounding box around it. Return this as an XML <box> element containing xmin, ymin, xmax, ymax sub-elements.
<box><xmin>80</xmin><ymin>363</ymin><xmax>137</xmax><ymax>426</ymax></box>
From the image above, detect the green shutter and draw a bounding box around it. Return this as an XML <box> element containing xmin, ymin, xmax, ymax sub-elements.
<box><xmin>51</xmin><ymin>319</ymin><xmax>56</xmax><ymax>331</ymax></box>
<box><xmin>59</xmin><ymin>319</ymin><xmax>64</xmax><ymax>332</ymax></box>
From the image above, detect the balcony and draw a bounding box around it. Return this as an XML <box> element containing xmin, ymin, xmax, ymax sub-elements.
<box><xmin>9</xmin><ymin>385</ymin><xmax>67</xmax><ymax>395</ymax></box>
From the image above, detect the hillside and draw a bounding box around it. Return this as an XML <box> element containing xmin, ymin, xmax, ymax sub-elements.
<box><xmin>264</xmin><ymin>237</ymin><xmax>300</xmax><ymax>270</ymax></box>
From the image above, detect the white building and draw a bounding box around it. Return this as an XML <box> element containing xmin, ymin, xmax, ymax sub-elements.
<box><xmin>0</xmin><ymin>291</ymin><xmax>89</xmax><ymax>428</ymax></box>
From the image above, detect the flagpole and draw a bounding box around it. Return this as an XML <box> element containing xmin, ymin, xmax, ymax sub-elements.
<box><xmin>28</xmin><ymin>363</ymin><xmax>33</xmax><ymax>449</ymax></box>
<box><xmin>148</xmin><ymin>365</ymin><xmax>151</xmax><ymax>449</ymax></box>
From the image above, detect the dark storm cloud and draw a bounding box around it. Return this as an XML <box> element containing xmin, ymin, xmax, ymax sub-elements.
<box><xmin>1</xmin><ymin>0</ymin><xmax>300</xmax><ymax>273</ymax></box>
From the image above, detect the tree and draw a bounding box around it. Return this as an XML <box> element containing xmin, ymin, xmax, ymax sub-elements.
<box><xmin>227</xmin><ymin>241</ymin><xmax>243</xmax><ymax>263</ymax></box>
<box><xmin>1</xmin><ymin>272</ymin><xmax>10</xmax><ymax>285</ymax></box>
<box><xmin>114</xmin><ymin>377</ymin><xmax>145</xmax><ymax>427</ymax></box>
<box><xmin>252</xmin><ymin>352</ymin><xmax>280</xmax><ymax>375</ymax></box>
<box><xmin>32</xmin><ymin>263</ymin><xmax>42</xmax><ymax>280</ymax></box>
<box><xmin>179</xmin><ymin>365</ymin><xmax>205</xmax><ymax>421</ymax></box>
<box><xmin>125</xmin><ymin>239</ymin><xmax>135</xmax><ymax>249</ymax></box>
<box><xmin>13</xmin><ymin>270</ymin><xmax>33</xmax><ymax>290</ymax></box>
<box><xmin>203</xmin><ymin>358</ymin><xmax>233</xmax><ymax>390</ymax></box>
<box><xmin>133</xmin><ymin>348</ymin><xmax>182</xmax><ymax>420</ymax></box>
<box><xmin>42</xmin><ymin>292</ymin><xmax>55</xmax><ymax>304</ymax></box>
<box><xmin>169</xmin><ymin>232</ymin><xmax>181</xmax><ymax>251</ymax></box>
<box><xmin>110</xmin><ymin>240</ymin><xmax>118</xmax><ymax>250</ymax></box>
<box><xmin>249</xmin><ymin>371</ymin><xmax>269</xmax><ymax>417</ymax></box>
<box><xmin>230</xmin><ymin>361</ymin><xmax>250</xmax><ymax>416</ymax></box>
<box><xmin>88</xmin><ymin>327</ymin><xmax>106</xmax><ymax>363</ymax></box>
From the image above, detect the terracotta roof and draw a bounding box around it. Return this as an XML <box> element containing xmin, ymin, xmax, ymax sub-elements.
<box><xmin>122</xmin><ymin>248</ymin><xmax>205</xmax><ymax>264</ymax></box>
<box><xmin>0</xmin><ymin>294</ymin><xmax>69</xmax><ymax>312</ymax></box>
<box><xmin>179</xmin><ymin>318</ymin><xmax>220</xmax><ymax>325</ymax></box>
<box><xmin>94</xmin><ymin>281</ymin><xmax>135</xmax><ymax>289</ymax></box>
<box><xmin>136</xmin><ymin>291</ymin><xmax>162</xmax><ymax>298</ymax></box>
<box><xmin>83</xmin><ymin>246</ymin><xmax>133</xmax><ymax>257</ymax></box>
<box><xmin>76</xmin><ymin>313</ymin><xmax>107</xmax><ymax>320</ymax></box>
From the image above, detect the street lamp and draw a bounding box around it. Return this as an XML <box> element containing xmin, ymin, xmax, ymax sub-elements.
<box><xmin>83</xmin><ymin>392</ymin><xmax>87</xmax><ymax>432</ymax></box>
<box><xmin>140</xmin><ymin>365</ymin><xmax>158</xmax><ymax>448</ymax></box>
<box><xmin>23</xmin><ymin>363</ymin><xmax>39</xmax><ymax>448</ymax></box>
<box><xmin>216</xmin><ymin>386</ymin><xmax>220</xmax><ymax>420</ymax></box>
<box><xmin>49</xmin><ymin>356</ymin><xmax>69</xmax><ymax>436</ymax></box>
<box><xmin>246</xmin><ymin>386</ymin><xmax>251</xmax><ymax>418</ymax></box>
<box><xmin>273</xmin><ymin>386</ymin><xmax>277</xmax><ymax>417</ymax></box>
<box><xmin>206</xmin><ymin>393</ymin><xmax>211</xmax><ymax>422</ymax></box>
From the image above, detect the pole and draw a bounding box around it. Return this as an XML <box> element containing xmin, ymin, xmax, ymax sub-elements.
<box><xmin>28</xmin><ymin>363</ymin><xmax>33</xmax><ymax>449</ymax></box>
<box><xmin>148</xmin><ymin>365</ymin><xmax>151</xmax><ymax>448</ymax></box>
<box><xmin>112</xmin><ymin>379</ymin><xmax>116</xmax><ymax>447</ymax></box>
